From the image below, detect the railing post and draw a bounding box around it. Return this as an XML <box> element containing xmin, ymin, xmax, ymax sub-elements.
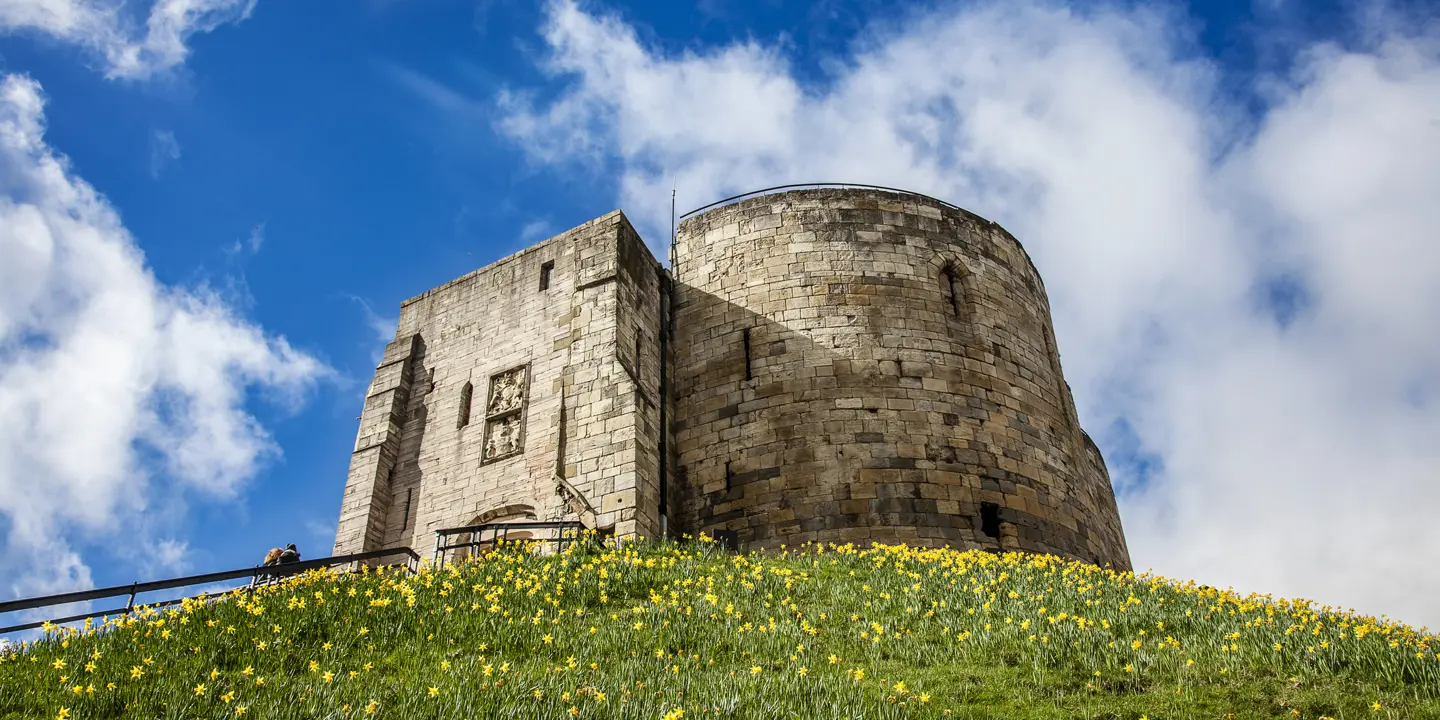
<box><xmin>433</xmin><ymin>532</ymin><xmax>442</xmax><ymax>569</ymax></box>
<box><xmin>124</xmin><ymin>583</ymin><xmax>137</xmax><ymax>614</ymax></box>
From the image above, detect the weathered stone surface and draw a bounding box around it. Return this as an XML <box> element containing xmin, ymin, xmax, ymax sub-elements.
<box><xmin>332</xmin><ymin>211</ymin><xmax>667</xmax><ymax>556</ymax></box>
<box><xmin>332</xmin><ymin>187</ymin><xmax>1131</xmax><ymax>572</ymax></box>
<box><xmin>671</xmin><ymin>188</ymin><xmax>1131</xmax><ymax>570</ymax></box>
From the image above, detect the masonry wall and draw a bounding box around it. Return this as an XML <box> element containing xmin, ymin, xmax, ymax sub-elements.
<box><xmin>332</xmin><ymin>211</ymin><xmax>666</xmax><ymax>556</ymax></box>
<box><xmin>670</xmin><ymin>188</ymin><xmax>1131</xmax><ymax>570</ymax></box>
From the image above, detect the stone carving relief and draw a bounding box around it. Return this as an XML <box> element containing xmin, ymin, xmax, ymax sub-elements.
<box><xmin>484</xmin><ymin>414</ymin><xmax>522</xmax><ymax>460</ymax></box>
<box><xmin>482</xmin><ymin>365</ymin><xmax>528</xmax><ymax>462</ymax></box>
<box><xmin>487</xmin><ymin>367</ymin><xmax>526</xmax><ymax>415</ymax></box>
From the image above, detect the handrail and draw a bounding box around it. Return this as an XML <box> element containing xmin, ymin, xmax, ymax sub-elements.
<box><xmin>678</xmin><ymin>182</ymin><xmax>965</xmax><ymax>220</ymax></box>
<box><xmin>433</xmin><ymin>521</ymin><xmax>590</xmax><ymax>567</ymax></box>
<box><xmin>0</xmin><ymin>547</ymin><xmax>419</xmax><ymax>636</ymax></box>
<box><xmin>435</xmin><ymin>520</ymin><xmax>586</xmax><ymax>537</ymax></box>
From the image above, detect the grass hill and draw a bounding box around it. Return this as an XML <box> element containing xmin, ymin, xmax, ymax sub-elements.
<box><xmin>3</xmin><ymin>537</ymin><xmax>1438</xmax><ymax>719</ymax></box>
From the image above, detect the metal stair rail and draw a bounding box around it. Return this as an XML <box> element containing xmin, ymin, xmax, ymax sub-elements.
<box><xmin>433</xmin><ymin>521</ymin><xmax>588</xmax><ymax>566</ymax></box>
<box><xmin>0</xmin><ymin>547</ymin><xmax>420</xmax><ymax>636</ymax></box>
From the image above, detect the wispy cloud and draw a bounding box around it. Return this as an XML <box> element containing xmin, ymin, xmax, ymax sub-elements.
<box><xmin>499</xmin><ymin>0</ymin><xmax>1440</xmax><ymax>626</ymax></box>
<box><xmin>148</xmin><ymin>128</ymin><xmax>180</xmax><ymax>178</ymax></box>
<box><xmin>0</xmin><ymin>0</ymin><xmax>258</xmax><ymax>80</ymax></box>
<box><xmin>519</xmin><ymin>218</ymin><xmax>554</xmax><ymax>244</ymax></box>
<box><xmin>344</xmin><ymin>295</ymin><xmax>398</xmax><ymax>369</ymax></box>
<box><xmin>304</xmin><ymin>518</ymin><xmax>337</xmax><ymax>551</ymax></box>
<box><xmin>346</xmin><ymin>295</ymin><xmax>398</xmax><ymax>347</ymax></box>
<box><xmin>224</xmin><ymin>222</ymin><xmax>265</xmax><ymax>257</ymax></box>
<box><xmin>384</xmin><ymin>63</ymin><xmax>488</xmax><ymax>120</ymax></box>
<box><xmin>0</xmin><ymin>74</ymin><xmax>331</xmax><ymax>601</ymax></box>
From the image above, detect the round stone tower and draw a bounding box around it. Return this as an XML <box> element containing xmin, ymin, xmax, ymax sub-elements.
<box><xmin>670</xmin><ymin>187</ymin><xmax>1130</xmax><ymax>570</ymax></box>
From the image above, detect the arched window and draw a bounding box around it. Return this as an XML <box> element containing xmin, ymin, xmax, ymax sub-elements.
<box><xmin>457</xmin><ymin>381</ymin><xmax>473</xmax><ymax>429</ymax></box>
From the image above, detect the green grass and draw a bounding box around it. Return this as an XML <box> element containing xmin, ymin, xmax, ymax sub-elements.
<box><xmin>3</xmin><ymin>537</ymin><xmax>1438</xmax><ymax>719</ymax></box>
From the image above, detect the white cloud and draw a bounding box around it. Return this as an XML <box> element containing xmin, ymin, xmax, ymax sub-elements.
<box><xmin>496</xmin><ymin>1</ymin><xmax>1440</xmax><ymax>626</ymax></box>
<box><xmin>149</xmin><ymin>537</ymin><xmax>189</xmax><ymax>574</ymax></box>
<box><xmin>148</xmin><ymin>128</ymin><xmax>180</xmax><ymax>178</ymax></box>
<box><xmin>519</xmin><ymin>218</ymin><xmax>554</xmax><ymax>243</ymax></box>
<box><xmin>0</xmin><ymin>0</ymin><xmax>256</xmax><ymax>80</ymax></box>
<box><xmin>0</xmin><ymin>74</ymin><xmax>330</xmax><ymax>601</ymax></box>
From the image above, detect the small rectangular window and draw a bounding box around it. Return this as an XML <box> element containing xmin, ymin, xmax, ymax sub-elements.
<box><xmin>539</xmin><ymin>261</ymin><xmax>554</xmax><ymax>291</ymax></box>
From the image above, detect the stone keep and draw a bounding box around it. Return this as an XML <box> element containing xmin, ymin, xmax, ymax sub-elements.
<box><xmin>333</xmin><ymin>188</ymin><xmax>1132</xmax><ymax>570</ymax></box>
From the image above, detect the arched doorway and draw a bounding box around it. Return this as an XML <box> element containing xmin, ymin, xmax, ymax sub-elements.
<box><xmin>450</xmin><ymin>505</ymin><xmax>537</xmax><ymax>561</ymax></box>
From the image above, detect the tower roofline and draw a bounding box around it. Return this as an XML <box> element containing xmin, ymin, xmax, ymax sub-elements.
<box><xmin>676</xmin><ymin>183</ymin><xmax>1048</xmax><ymax>296</ymax></box>
<box><xmin>400</xmin><ymin>209</ymin><xmax>639</xmax><ymax>309</ymax></box>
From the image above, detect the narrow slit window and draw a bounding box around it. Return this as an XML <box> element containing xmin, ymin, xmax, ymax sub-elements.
<box><xmin>457</xmin><ymin>381</ymin><xmax>473</xmax><ymax>429</ymax></box>
<box><xmin>980</xmin><ymin>502</ymin><xmax>1001</xmax><ymax>539</ymax></box>
<box><xmin>539</xmin><ymin>261</ymin><xmax>554</xmax><ymax>291</ymax></box>
<box><xmin>634</xmin><ymin>331</ymin><xmax>643</xmax><ymax>377</ymax></box>
<box><xmin>401</xmin><ymin>488</ymin><xmax>413</xmax><ymax>531</ymax></box>
<box><xmin>742</xmin><ymin>327</ymin><xmax>753</xmax><ymax>380</ymax></box>
<box><xmin>942</xmin><ymin>267</ymin><xmax>962</xmax><ymax>317</ymax></box>
<box><xmin>724</xmin><ymin>461</ymin><xmax>733</xmax><ymax>493</ymax></box>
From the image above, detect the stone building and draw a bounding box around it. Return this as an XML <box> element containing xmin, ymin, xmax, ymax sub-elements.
<box><xmin>332</xmin><ymin>187</ymin><xmax>1132</xmax><ymax>570</ymax></box>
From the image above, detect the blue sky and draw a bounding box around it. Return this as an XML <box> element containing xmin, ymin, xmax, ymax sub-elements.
<box><xmin>1</xmin><ymin>0</ymin><xmax>1438</xmax><ymax>630</ymax></box>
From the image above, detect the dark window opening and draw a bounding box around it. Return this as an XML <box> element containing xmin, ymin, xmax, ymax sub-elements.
<box><xmin>742</xmin><ymin>327</ymin><xmax>752</xmax><ymax>380</ymax></box>
<box><xmin>539</xmin><ymin>261</ymin><xmax>554</xmax><ymax>291</ymax></box>
<box><xmin>980</xmin><ymin>502</ymin><xmax>1001</xmax><ymax>539</ymax></box>
<box><xmin>713</xmin><ymin>529</ymin><xmax>739</xmax><ymax>550</ymax></box>
<box><xmin>401</xmin><ymin>488</ymin><xmax>413</xmax><ymax>531</ymax></box>
<box><xmin>457</xmin><ymin>381</ymin><xmax>473</xmax><ymax>429</ymax></box>
<box><xmin>942</xmin><ymin>267</ymin><xmax>962</xmax><ymax>317</ymax></box>
<box><xmin>724</xmin><ymin>460</ymin><xmax>733</xmax><ymax>493</ymax></box>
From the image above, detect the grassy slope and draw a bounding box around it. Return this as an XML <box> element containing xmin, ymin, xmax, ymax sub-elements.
<box><xmin>2</xmin><ymin>539</ymin><xmax>1438</xmax><ymax>720</ymax></box>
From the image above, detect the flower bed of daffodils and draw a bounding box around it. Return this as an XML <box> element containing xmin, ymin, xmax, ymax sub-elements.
<box><xmin>3</xmin><ymin>536</ymin><xmax>1438</xmax><ymax>719</ymax></box>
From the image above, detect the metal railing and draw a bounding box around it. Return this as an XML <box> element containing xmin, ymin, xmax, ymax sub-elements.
<box><xmin>0</xmin><ymin>547</ymin><xmax>419</xmax><ymax>636</ymax></box>
<box><xmin>433</xmin><ymin>521</ymin><xmax>589</xmax><ymax>566</ymax></box>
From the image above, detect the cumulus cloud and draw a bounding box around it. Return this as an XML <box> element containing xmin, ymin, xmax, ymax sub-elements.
<box><xmin>0</xmin><ymin>0</ymin><xmax>255</xmax><ymax>80</ymax></box>
<box><xmin>0</xmin><ymin>74</ymin><xmax>329</xmax><ymax>601</ymax></box>
<box><xmin>491</xmin><ymin>1</ymin><xmax>1440</xmax><ymax>625</ymax></box>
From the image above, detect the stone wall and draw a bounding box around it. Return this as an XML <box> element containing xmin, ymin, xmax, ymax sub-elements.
<box><xmin>671</xmin><ymin>188</ymin><xmax>1131</xmax><ymax>570</ymax></box>
<box><xmin>333</xmin><ymin>187</ymin><xmax>1131</xmax><ymax>571</ymax></box>
<box><xmin>332</xmin><ymin>211</ymin><xmax>667</xmax><ymax>556</ymax></box>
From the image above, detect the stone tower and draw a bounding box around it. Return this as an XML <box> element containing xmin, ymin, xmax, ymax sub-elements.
<box><xmin>333</xmin><ymin>186</ymin><xmax>1131</xmax><ymax>571</ymax></box>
